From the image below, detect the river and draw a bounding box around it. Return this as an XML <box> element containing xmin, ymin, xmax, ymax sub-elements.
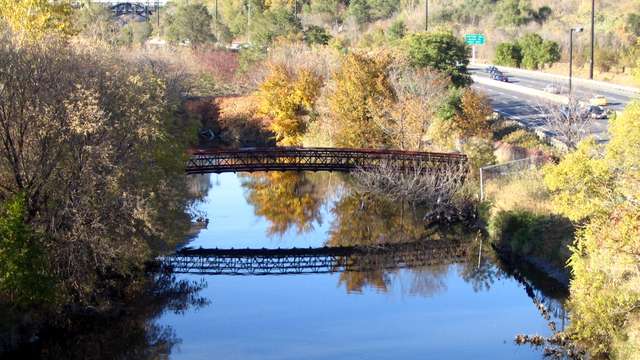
<box><xmin>150</xmin><ymin>171</ymin><xmax>568</xmax><ymax>359</ymax></box>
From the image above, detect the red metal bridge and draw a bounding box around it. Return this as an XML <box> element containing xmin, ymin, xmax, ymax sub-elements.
<box><xmin>186</xmin><ymin>147</ymin><xmax>468</xmax><ymax>174</ymax></box>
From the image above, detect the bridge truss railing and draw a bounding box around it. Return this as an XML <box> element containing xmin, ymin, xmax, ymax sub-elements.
<box><xmin>186</xmin><ymin>147</ymin><xmax>468</xmax><ymax>174</ymax></box>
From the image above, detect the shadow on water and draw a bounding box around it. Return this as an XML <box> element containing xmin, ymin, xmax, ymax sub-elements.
<box><xmin>0</xmin><ymin>269</ymin><xmax>208</xmax><ymax>360</ymax></box>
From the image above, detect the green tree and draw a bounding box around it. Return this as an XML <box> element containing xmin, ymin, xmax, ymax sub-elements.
<box><xmin>404</xmin><ymin>31</ymin><xmax>471</xmax><ymax>87</ymax></box>
<box><xmin>251</xmin><ymin>8</ymin><xmax>302</xmax><ymax>47</ymax></box>
<box><xmin>310</xmin><ymin>0</ymin><xmax>342</xmax><ymax>23</ymax></box>
<box><xmin>367</xmin><ymin>0</ymin><xmax>399</xmax><ymax>20</ymax></box>
<box><xmin>387</xmin><ymin>19</ymin><xmax>407</xmax><ymax>41</ymax></box>
<box><xmin>348</xmin><ymin>0</ymin><xmax>371</xmax><ymax>25</ymax></box>
<box><xmin>166</xmin><ymin>3</ymin><xmax>215</xmax><ymax>45</ymax></box>
<box><xmin>495</xmin><ymin>0</ymin><xmax>532</xmax><ymax>27</ymax></box>
<box><xmin>627</xmin><ymin>13</ymin><xmax>640</xmax><ymax>36</ymax></box>
<box><xmin>494</xmin><ymin>42</ymin><xmax>522</xmax><ymax>67</ymax></box>
<box><xmin>0</xmin><ymin>195</ymin><xmax>54</xmax><ymax>306</ymax></box>
<box><xmin>72</xmin><ymin>2</ymin><xmax>120</xmax><ymax>42</ymax></box>
<box><xmin>304</xmin><ymin>25</ymin><xmax>331</xmax><ymax>45</ymax></box>
<box><xmin>518</xmin><ymin>33</ymin><xmax>560</xmax><ymax>70</ymax></box>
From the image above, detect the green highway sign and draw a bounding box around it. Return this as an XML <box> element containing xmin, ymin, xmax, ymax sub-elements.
<box><xmin>464</xmin><ymin>34</ymin><xmax>485</xmax><ymax>45</ymax></box>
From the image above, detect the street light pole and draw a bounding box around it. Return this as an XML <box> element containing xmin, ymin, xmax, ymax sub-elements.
<box><xmin>569</xmin><ymin>27</ymin><xmax>583</xmax><ymax>94</ymax></box>
<box><xmin>590</xmin><ymin>0</ymin><xmax>595</xmax><ymax>79</ymax></box>
<box><xmin>425</xmin><ymin>0</ymin><xmax>429</xmax><ymax>31</ymax></box>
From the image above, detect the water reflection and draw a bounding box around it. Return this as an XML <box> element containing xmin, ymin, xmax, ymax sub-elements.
<box><xmin>241</xmin><ymin>172</ymin><xmax>325</xmax><ymax>236</ymax></box>
<box><xmin>9</xmin><ymin>172</ymin><xmax>569</xmax><ymax>359</ymax></box>
<box><xmin>1</xmin><ymin>270</ymin><xmax>207</xmax><ymax>360</ymax></box>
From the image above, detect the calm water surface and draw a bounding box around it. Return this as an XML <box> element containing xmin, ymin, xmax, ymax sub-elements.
<box><xmin>157</xmin><ymin>172</ymin><xmax>567</xmax><ymax>359</ymax></box>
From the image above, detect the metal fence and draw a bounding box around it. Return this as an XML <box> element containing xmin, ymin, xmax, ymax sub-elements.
<box><xmin>479</xmin><ymin>156</ymin><xmax>548</xmax><ymax>201</ymax></box>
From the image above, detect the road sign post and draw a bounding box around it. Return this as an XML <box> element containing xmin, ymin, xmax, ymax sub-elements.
<box><xmin>464</xmin><ymin>34</ymin><xmax>485</xmax><ymax>62</ymax></box>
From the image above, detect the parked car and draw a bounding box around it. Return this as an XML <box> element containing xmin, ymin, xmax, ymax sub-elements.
<box><xmin>543</xmin><ymin>84</ymin><xmax>561</xmax><ymax>94</ymax></box>
<box><xmin>589</xmin><ymin>95</ymin><xmax>608</xmax><ymax>106</ymax></box>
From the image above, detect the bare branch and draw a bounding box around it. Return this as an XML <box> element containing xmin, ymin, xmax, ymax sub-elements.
<box><xmin>536</xmin><ymin>96</ymin><xmax>594</xmax><ymax>151</ymax></box>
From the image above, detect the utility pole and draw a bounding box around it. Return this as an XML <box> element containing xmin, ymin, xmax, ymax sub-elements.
<box><xmin>247</xmin><ymin>0</ymin><xmax>251</xmax><ymax>44</ymax></box>
<box><xmin>425</xmin><ymin>0</ymin><xmax>429</xmax><ymax>31</ymax></box>
<box><xmin>569</xmin><ymin>27</ymin><xmax>584</xmax><ymax>94</ymax></box>
<box><xmin>589</xmin><ymin>0</ymin><xmax>595</xmax><ymax>79</ymax></box>
<box><xmin>214</xmin><ymin>0</ymin><xmax>218</xmax><ymax>41</ymax></box>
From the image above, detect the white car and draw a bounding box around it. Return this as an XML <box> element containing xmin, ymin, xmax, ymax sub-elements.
<box><xmin>543</xmin><ymin>84</ymin><xmax>561</xmax><ymax>94</ymax></box>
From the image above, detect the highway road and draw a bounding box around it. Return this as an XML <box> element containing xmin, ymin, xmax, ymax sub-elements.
<box><xmin>470</xmin><ymin>66</ymin><xmax>636</xmax><ymax>112</ymax></box>
<box><xmin>472</xmin><ymin>83</ymin><xmax>610</xmax><ymax>142</ymax></box>
<box><xmin>470</xmin><ymin>66</ymin><xmax>638</xmax><ymax>143</ymax></box>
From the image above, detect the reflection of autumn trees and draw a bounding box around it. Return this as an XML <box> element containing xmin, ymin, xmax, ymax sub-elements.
<box><xmin>241</xmin><ymin>172</ymin><xmax>325</xmax><ymax>236</ymax></box>
<box><xmin>329</xmin><ymin>193</ymin><xmax>465</xmax><ymax>294</ymax></box>
<box><xmin>328</xmin><ymin>193</ymin><xmax>429</xmax><ymax>247</ymax></box>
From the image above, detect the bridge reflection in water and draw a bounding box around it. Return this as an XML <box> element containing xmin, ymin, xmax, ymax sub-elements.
<box><xmin>161</xmin><ymin>240</ymin><xmax>469</xmax><ymax>276</ymax></box>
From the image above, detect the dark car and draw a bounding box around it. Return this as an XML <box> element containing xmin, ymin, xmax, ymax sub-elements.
<box><xmin>490</xmin><ymin>71</ymin><xmax>508</xmax><ymax>82</ymax></box>
<box><xmin>485</xmin><ymin>66</ymin><xmax>498</xmax><ymax>73</ymax></box>
<box><xmin>588</xmin><ymin>105</ymin><xmax>609</xmax><ymax>119</ymax></box>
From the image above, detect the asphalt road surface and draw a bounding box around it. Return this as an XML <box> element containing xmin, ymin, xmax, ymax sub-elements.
<box><xmin>470</xmin><ymin>66</ymin><xmax>635</xmax><ymax>112</ymax></box>
<box><xmin>469</xmin><ymin>66</ymin><xmax>638</xmax><ymax>142</ymax></box>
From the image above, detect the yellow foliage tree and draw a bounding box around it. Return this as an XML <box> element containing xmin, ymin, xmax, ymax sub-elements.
<box><xmin>0</xmin><ymin>0</ymin><xmax>73</xmax><ymax>41</ymax></box>
<box><xmin>545</xmin><ymin>101</ymin><xmax>640</xmax><ymax>356</ymax></box>
<box><xmin>258</xmin><ymin>64</ymin><xmax>322</xmax><ymax>145</ymax></box>
<box><xmin>543</xmin><ymin>138</ymin><xmax>614</xmax><ymax>222</ymax></box>
<box><xmin>328</xmin><ymin>52</ymin><xmax>396</xmax><ymax>148</ymax></box>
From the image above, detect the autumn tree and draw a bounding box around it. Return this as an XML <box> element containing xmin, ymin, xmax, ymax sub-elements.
<box><xmin>0</xmin><ymin>36</ymin><xmax>198</xmax><ymax>306</ymax></box>
<box><xmin>386</xmin><ymin>65</ymin><xmax>450</xmax><ymax>150</ymax></box>
<box><xmin>327</xmin><ymin>52</ymin><xmax>396</xmax><ymax>148</ymax></box>
<box><xmin>544</xmin><ymin>101</ymin><xmax>640</xmax><ymax>356</ymax></box>
<box><xmin>0</xmin><ymin>0</ymin><xmax>73</xmax><ymax>40</ymax></box>
<box><xmin>257</xmin><ymin>63</ymin><xmax>323</xmax><ymax>145</ymax></box>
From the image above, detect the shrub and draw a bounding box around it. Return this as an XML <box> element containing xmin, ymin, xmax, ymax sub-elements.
<box><xmin>387</xmin><ymin>19</ymin><xmax>407</xmax><ymax>41</ymax></box>
<box><xmin>460</xmin><ymin>137</ymin><xmax>496</xmax><ymax>178</ymax></box>
<box><xmin>488</xmin><ymin>209</ymin><xmax>573</xmax><ymax>267</ymax></box>
<box><xmin>304</xmin><ymin>25</ymin><xmax>332</xmax><ymax>45</ymax></box>
<box><xmin>501</xmin><ymin>129</ymin><xmax>544</xmax><ymax>149</ymax></box>
<box><xmin>494</xmin><ymin>42</ymin><xmax>522</xmax><ymax>67</ymax></box>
